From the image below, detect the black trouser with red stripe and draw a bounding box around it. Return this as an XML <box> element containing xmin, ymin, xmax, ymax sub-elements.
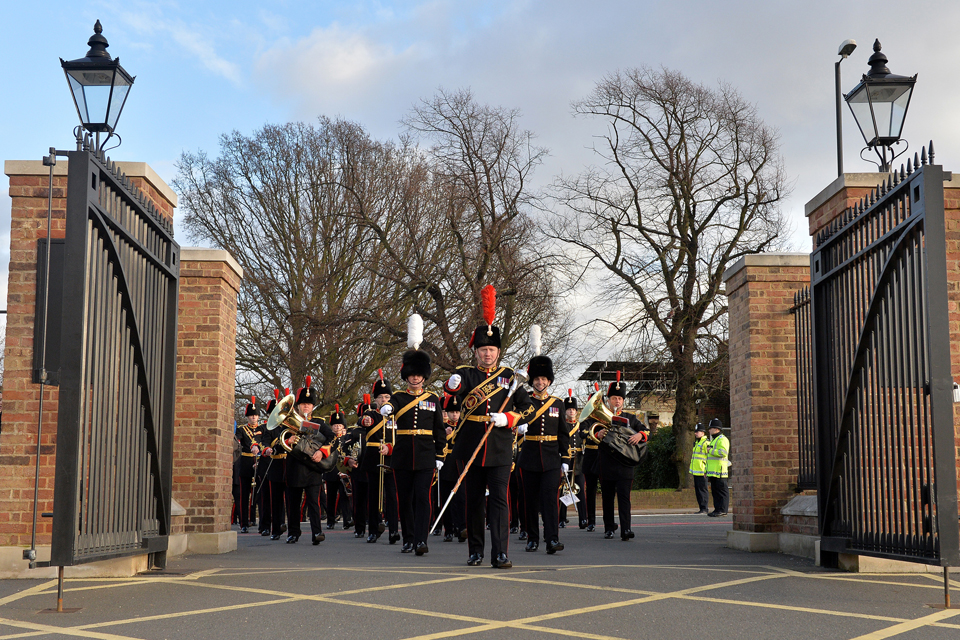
<box><xmin>286</xmin><ymin>483</ymin><xmax>323</xmax><ymax>537</ymax></box>
<box><xmin>521</xmin><ymin>467</ymin><xmax>561</xmax><ymax>544</ymax></box>
<box><xmin>365</xmin><ymin>467</ymin><xmax>399</xmax><ymax>535</ymax></box>
<box><xmin>325</xmin><ymin>478</ymin><xmax>351</xmax><ymax>526</ymax></box>
<box><xmin>394</xmin><ymin>468</ymin><xmax>434</xmax><ymax>546</ymax></box>
<box><xmin>464</xmin><ymin>464</ymin><xmax>511</xmax><ymax>559</ymax></box>
<box><xmin>600</xmin><ymin>476</ymin><xmax>632</xmax><ymax>533</ymax></box>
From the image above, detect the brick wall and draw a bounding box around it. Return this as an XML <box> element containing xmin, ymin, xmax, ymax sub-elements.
<box><xmin>0</xmin><ymin>160</ymin><xmax>240</xmax><ymax>553</ymax></box>
<box><xmin>724</xmin><ymin>254</ymin><xmax>810</xmax><ymax>533</ymax></box>
<box><xmin>173</xmin><ymin>250</ymin><xmax>242</xmax><ymax>534</ymax></box>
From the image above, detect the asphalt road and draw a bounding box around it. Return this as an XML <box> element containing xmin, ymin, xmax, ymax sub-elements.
<box><xmin>0</xmin><ymin>513</ymin><xmax>958</xmax><ymax>640</ymax></box>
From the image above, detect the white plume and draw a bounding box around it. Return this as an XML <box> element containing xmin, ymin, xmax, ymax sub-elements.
<box><xmin>529</xmin><ymin>324</ymin><xmax>542</xmax><ymax>356</ymax></box>
<box><xmin>407</xmin><ymin>314</ymin><xmax>424</xmax><ymax>350</ymax></box>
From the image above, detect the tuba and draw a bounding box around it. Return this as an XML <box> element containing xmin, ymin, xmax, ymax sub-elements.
<box><xmin>579</xmin><ymin>391</ymin><xmax>641</xmax><ymax>467</ymax></box>
<box><xmin>266</xmin><ymin>394</ymin><xmax>339</xmax><ymax>473</ymax></box>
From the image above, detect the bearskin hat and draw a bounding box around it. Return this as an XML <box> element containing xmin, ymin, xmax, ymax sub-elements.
<box><xmin>357</xmin><ymin>393</ymin><xmax>373</xmax><ymax>417</ymax></box>
<box><xmin>563</xmin><ymin>389</ymin><xmax>578</xmax><ymax>411</ymax></box>
<box><xmin>295</xmin><ymin>376</ymin><xmax>319</xmax><ymax>406</ymax></box>
<box><xmin>442</xmin><ymin>394</ymin><xmax>462</xmax><ymax>412</ymax></box>
<box><xmin>329</xmin><ymin>404</ymin><xmax>346</xmax><ymax>427</ymax></box>
<box><xmin>527</xmin><ymin>355</ymin><xmax>554</xmax><ymax>384</ymax></box>
<box><xmin>400</xmin><ymin>350</ymin><xmax>431</xmax><ymax>381</ymax></box>
<box><xmin>372</xmin><ymin>373</ymin><xmax>392</xmax><ymax>398</ymax></box>
<box><xmin>244</xmin><ymin>396</ymin><xmax>260</xmax><ymax>417</ymax></box>
<box><xmin>607</xmin><ymin>370</ymin><xmax>626</xmax><ymax>398</ymax></box>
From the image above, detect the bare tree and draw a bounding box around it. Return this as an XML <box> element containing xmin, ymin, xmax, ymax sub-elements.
<box><xmin>336</xmin><ymin>89</ymin><xmax>573</xmax><ymax>378</ymax></box>
<box><xmin>376</xmin><ymin>88</ymin><xmax>572</xmax><ymax>374</ymax></box>
<box><xmin>175</xmin><ymin>119</ymin><xmax>411</xmax><ymax>410</ymax></box>
<box><xmin>551</xmin><ymin>67</ymin><xmax>789</xmax><ymax>485</ymax></box>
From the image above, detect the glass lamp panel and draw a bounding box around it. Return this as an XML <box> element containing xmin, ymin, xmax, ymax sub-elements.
<box><xmin>847</xmin><ymin>87</ymin><xmax>878</xmax><ymax>145</ymax></box>
<box><xmin>867</xmin><ymin>83</ymin><xmax>912</xmax><ymax>139</ymax></box>
<box><xmin>106</xmin><ymin>84</ymin><xmax>131</xmax><ymax>130</ymax></box>
<box><xmin>889</xmin><ymin>87</ymin><xmax>913</xmax><ymax>139</ymax></box>
<box><xmin>66</xmin><ymin>73</ymin><xmax>90</xmax><ymax>124</ymax></box>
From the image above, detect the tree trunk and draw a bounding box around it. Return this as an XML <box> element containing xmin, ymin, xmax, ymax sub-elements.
<box><xmin>672</xmin><ymin>355</ymin><xmax>698</xmax><ymax>488</ymax></box>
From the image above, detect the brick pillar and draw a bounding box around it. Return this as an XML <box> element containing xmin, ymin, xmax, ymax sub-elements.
<box><xmin>0</xmin><ymin>159</ymin><xmax>176</xmax><ymax>577</ymax></box>
<box><xmin>173</xmin><ymin>249</ymin><xmax>242</xmax><ymax>554</ymax></box>
<box><xmin>943</xmin><ymin>179</ymin><xmax>960</xmax><ymax>514</ymax></box>
<box><xmin>723</xmin><ymin>254</ymin><xmax>810</xmax><ymax>549</ymax></box>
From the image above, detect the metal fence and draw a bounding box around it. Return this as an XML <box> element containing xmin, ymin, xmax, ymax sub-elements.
<box><xmin>49</xmin><ymin>148</ymin><xmax>180</xmax><ymax>568</ymax></box>
<box><xmin>810</xmin><ymin>143</ymin><xmax>958</xmax><ymax>566</ymax></box>
<box><xmin>790</xmin><ymin>288</ymin><xmax>816</xmax><ymax>491</ymax></box>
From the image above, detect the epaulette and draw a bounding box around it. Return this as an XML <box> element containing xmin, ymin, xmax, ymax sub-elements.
<box><xmin>456</xmin><ymin>364</ymin><xmax>472</xmax><ymax>371</ymax></box>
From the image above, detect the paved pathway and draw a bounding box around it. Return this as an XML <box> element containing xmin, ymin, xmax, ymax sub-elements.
<box><xmin>0</xmin><ymin>514</ymin><xmax>958</xmax><ymax>639</ymax></box>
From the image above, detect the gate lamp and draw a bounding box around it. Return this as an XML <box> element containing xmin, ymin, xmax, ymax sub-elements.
<box><xmin>60</xmin><ymin>20</ymin><xmax>135</xmax><ymax>151</ymax></box>
<box><xmin>844</xmin><ymin>39</ymin><xmax>916</xmax><ymax>172</ymax></box>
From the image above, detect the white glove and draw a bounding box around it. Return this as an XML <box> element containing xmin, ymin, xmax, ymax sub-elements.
<box><xmin>516</xmin><ymin>423</ymin><xmax>528</xmax><ymax>436</ymax></box>
<box><xmin>436</xmin><ymin>460</ymin><xmax>444</xmax><ymax>471</ymax></box>
<box><xmin>490</xmin><ymin>413</ymin><xmax>508</xmax><ymax>427</ymax></box>
<box><xmin>447</xmin><ymin>374</ymin><xmax>462</xmax><ymax>389</ymax></box>
<box><xmin>380</xmin><ymin>404</ymin><xmax>393</xmax><ymax>416</ymax></box>
<box><xmin>561</xmin><ymin>463</ymin><xmax>569</xmax><ymax>474</ymax></box>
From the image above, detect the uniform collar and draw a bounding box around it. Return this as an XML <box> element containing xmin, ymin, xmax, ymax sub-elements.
<box><xmin>476</xmin><ymin>364</ymin><xmax>498</xmax><ymax>374</ymax></box>
<box><xmin>406</xmin><ymin>387</ymin><xmax>423</xmax><ymax>395</ymax></box>
<box><xmin>532</xmin><ymin>390</ymin><xmax>550</xmax><ymax>400</ymax></box>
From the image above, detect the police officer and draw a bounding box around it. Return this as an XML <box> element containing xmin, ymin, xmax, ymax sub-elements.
<box><xmin>380</xmin><ymin>341</ymin><xmax>446</xmax><ymax>556</ymax></box>
<box><xmin>517</xmin><ymin>350</ymin><xmax>568</xmax><ymax>554</ymax></box>
<box><xmin>689</xmin><ymin>423</ymin><xmax>709</xmax><ymax>514</ymax></box>
<box><xmin>706</xmin><ymin>418</ymin><xmax>730</xmax><ymax>516</ymax></box>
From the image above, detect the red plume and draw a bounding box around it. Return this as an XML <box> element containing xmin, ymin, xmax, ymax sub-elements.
<box><xmin>378</xmin><ymin>368</ymin><xmax>384</xmax><ymax>382</ymax></box>
<box><xmin>616</xmin><ymin>370</ymin><xmax>621</xmax><ymax>382</ymax></box>
<box><xmin>251</xmin><ymin>396</ymin><xmax>256</xmax><ymax>404</ymax></box>
<box><xmin>363</xmin><ymin>393</ymin><xmax>371</xmax><ymax>405</ymax></box>
<box><xmin>594</xmin><ymin>382</ymin><xmax>600</xmax><ymax>392</ymax></box>
<box><xmin>568</xmin><ymin>388</ymin><xmax>573</xmax><ymax>398</ymax></box>
<box><xmin>335</xmin><ymin>403</ymin><xmax>340</xmax><ymax>413</ymax></box>
<box><xmin>481</xmin><ymin>285</ymin><xmax>496</xmax><ymax>330</ymax></box>
<box><xmin>305</xmin><ymin>375</ymin><xmax>312</xmax><ymax>388</ymax></box>
<box><xmin>274</xmin><ymin>389</ymin><xmax>280</xmax><ymax>400</ymax></box>
<box><xmin>284</xmin><ymin>387</ymin><xmax>290</xmax><ymax>396</ymax></box>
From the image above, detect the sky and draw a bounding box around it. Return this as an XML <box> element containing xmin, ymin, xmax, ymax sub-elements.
<box><xmin>4</xmin><ymin>0</ymin><xmax>960</xmax><ymax>391</ymax></box>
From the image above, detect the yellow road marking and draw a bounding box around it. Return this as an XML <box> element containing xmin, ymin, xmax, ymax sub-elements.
<box><xmin>846</xmin><ymin>607</ymin><xmax>960</xmax><ymax>639</ymax></box>
<box><xmin>0</xmin><ymin>617</ymin><xmax>142</xmax><ymax>640</ymax></box>
<box><xmin>0</xmin><ymin>581</ymin><xmax>58</xmax><ymax>607</ymax></box>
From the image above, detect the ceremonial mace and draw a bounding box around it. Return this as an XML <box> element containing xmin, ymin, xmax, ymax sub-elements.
<box><xmin>429</xmin><ymin>369</ymin><xmax>527</xmax><ymax>535</ymax></box>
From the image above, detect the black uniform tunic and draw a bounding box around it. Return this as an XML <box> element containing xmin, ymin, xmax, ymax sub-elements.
<box><xmin>235</xmin><ymin>424</ymin><xmax>260</xmax><ymax>529</ymax></box>
<box><xmin>594</xmin><ymin>411</ymin><xmax>647</xmax><ymax>537</ymax></box>
<box><xmin>285</xmin><ymin>419</ymin><xmax>336</xmax><ymax>539</ymax></box>
<box><xmin>258</xmin><ymin>428</ymin><xmax>288</xmax><ymax>537</ymax></box>
<box><xmin>517</xmin><ymin>392</ymin><xmax>569</xmax><ymax>545</ymax></box>
<box><xmin>445</xmin><ymin>364</ymin><xmax>533</xmax><ymax>561</ymax></box>
<box><xmin>384</xmin><ymin>389</ymin><xmax>446</xmax><ymax>546</ymax></box>
<box><xmin>358</xmin><ymin>408</ymin><xmax>399</xmax><ymax>538</ymax></box>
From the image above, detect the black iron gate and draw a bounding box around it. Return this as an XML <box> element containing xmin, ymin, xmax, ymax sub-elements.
<box><xmin>49</xmin><ymin>148</ymin><xmax>180</xmax><ymax>568</ymax></box>
<box><xmin>810</xmin><ymin>143</ymin><xmax>959</xmax><ymax>567</ymax></box>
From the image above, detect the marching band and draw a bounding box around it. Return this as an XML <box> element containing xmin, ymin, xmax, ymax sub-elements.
<box><xmin>233</xmin><ymin>286</ymin><xmax>650</xmax><ymax>566</ymax></box>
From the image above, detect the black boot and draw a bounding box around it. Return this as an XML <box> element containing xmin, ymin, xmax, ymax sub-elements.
<box><xmin>525</xmin><ymin>540</ymin><xmax>539</xmax><ymax>552</ymax></box>
<box><xmin>546</xmin><ymin>540</ymin><xmax>564</xmax><ymax>554</ymax></box>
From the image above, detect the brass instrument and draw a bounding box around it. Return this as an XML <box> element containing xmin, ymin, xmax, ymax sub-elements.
<box><xmin>266</xmin><ymin>393</ymin><xmax>339</xmax><ymax>472</ymax></box>
<box><xmin>578</xmin><ymin>390</ymin><xmax>641</xmax><ymax>467</ymax></box>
